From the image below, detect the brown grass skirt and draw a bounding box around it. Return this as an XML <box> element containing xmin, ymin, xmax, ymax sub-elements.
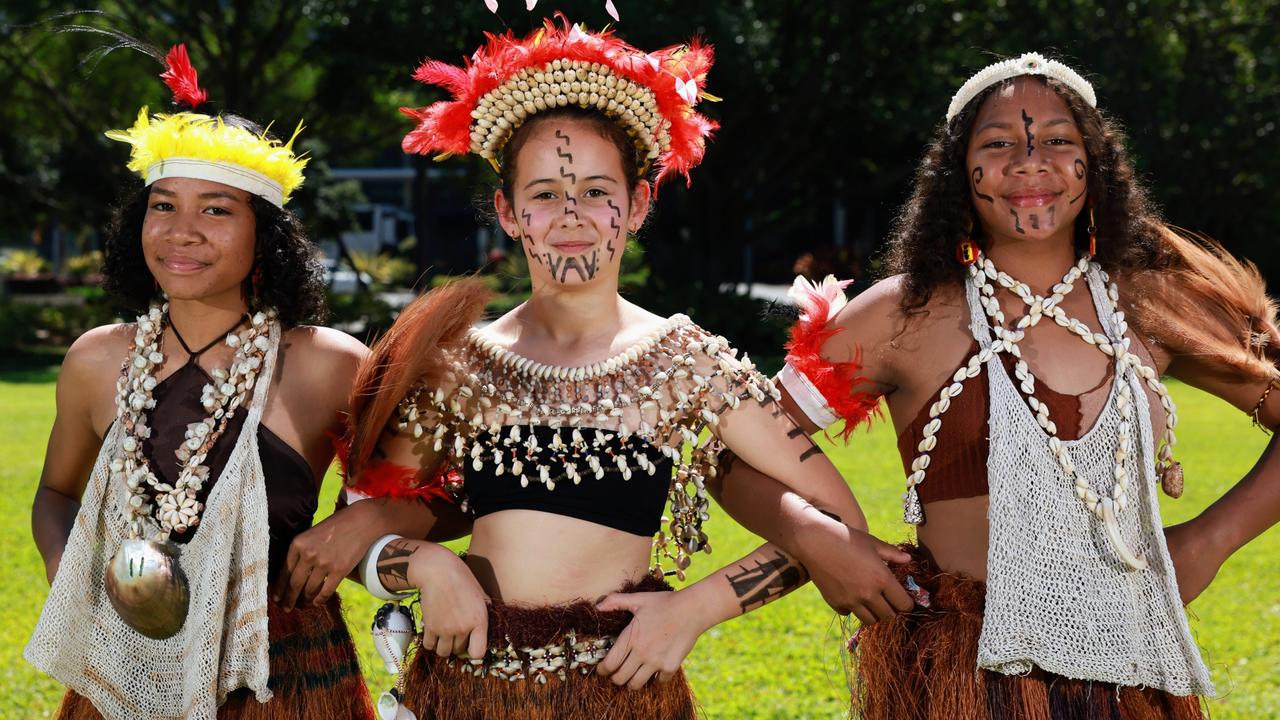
<box><xmin>850</xmin><ymin>545</ymin><xmax>1206</xmax><ymax>720</ymax></box>
<box><xmin>400</xmin><ymin>575</ymin><xmax>698</xmax><ymax>719</ymax></box>
<box><xmin>56</xmin><ymin>596</ymin><xmax>374</xmax><ymax>719</ymax></box>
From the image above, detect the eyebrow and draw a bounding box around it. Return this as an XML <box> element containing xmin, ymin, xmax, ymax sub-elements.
<box><xmin>149</xmin><ymin>186</ymin><xmax>244</xmax><ymax>201</ymax></box>
<box><xmin>976</xmin><ymin>117</ymin><xmax>1075</xmax><ymax>134</ymax></box>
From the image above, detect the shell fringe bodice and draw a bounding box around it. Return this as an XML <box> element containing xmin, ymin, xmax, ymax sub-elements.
<box><xmin>395</xmin><ymin>314</ymin><xmax>780</xmax><ymax>577</ymax></box>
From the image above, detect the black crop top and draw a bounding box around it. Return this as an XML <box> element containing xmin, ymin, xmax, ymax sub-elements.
<box><xmin>463</xmin><ymin>425</ymin><xmax>673</xmax><ymax>537</ymax></box>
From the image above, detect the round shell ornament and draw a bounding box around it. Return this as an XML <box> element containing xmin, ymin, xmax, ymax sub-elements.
<box><xmin>104</xmin><ymin>538</ymin><xmax>191</xmax><ymax>639</ymax></box>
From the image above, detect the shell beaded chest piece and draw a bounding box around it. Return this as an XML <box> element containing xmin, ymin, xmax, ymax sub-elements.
<box><xmin>395</xmin><ymin>317</ymin><xmax>779</xmax><ymax>578</ymax></box>
<box><xmin>900</xmin><ymin>254</ymin><xmax>1181</xmax><ymax>571</ymax></box>
<box><xmin>104</xmin><ymin>302</ymin><xmax>276</xmax><ymax>639</ymax></box>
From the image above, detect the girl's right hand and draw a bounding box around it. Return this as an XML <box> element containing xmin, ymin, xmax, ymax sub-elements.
<box><xmin>407</xmin><ymin>542</ymin><xmax>490</xmax><ymax>659</ymax></box>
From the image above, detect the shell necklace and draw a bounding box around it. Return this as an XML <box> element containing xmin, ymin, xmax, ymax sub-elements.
<box><xmin>104</xmin><ymin>300</ymin><xmax>276</xmax><ymax>639</ymax></box>
<box><xmin>902</xmin><ymin>254</ymin><xmax>1180</xmax><ymax>571</ymax></box>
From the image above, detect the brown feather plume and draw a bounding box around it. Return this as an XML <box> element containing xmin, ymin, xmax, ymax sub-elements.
<box><xmin>1127</xmin><ymin>224</ymin><xmax>1279</xmax><ymax>385</ymax></box>
<box><xmin>345</xmin><ymin>278</ymin><xmax>492</xmax><ymax>485</ymax></box>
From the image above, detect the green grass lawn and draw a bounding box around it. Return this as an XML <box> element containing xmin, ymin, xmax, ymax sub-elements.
<box><xmin>2</xmin><ymin>360</ymin><xmax>1277</xmax><ymax>719</ymax></box>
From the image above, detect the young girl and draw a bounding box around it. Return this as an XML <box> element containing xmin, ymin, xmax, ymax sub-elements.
<box><xmin>26</xmin><ymin>46</ymin><xmax>374</xmax><ymax>720</ymax></box>
<box><xmin>726</xmin><ymin>52</ymin><xmax>1280</xmax><ymax>719</ymax></box>
<box><xmin>278</xmin><ymin>19</ymin><xmax>909</xmax><ymax>720</ymax></box>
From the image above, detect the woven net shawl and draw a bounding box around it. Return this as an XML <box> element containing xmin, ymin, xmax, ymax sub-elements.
<box><xmin>26</xmin><ymin>321</ymin><xmax>279</xmax><ymax>719</ymax></box>
<box><xmin>971</xmin><ymin>269</ymin><xmax>1214</xmax><ymax>696</ymax></box>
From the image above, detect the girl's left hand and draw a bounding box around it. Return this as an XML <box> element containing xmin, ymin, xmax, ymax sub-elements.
<box><xmin>595</xmin><ymin>590</ymin><xmax>715</xmax><ymax>689</ymax></box>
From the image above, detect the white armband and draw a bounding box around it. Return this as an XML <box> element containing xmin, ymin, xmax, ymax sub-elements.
<box><xmin>361</xmin><ymin>534</ymin><xmax>414</xmax><ymax>601</ymax></box>
<box><xmin>778</xmin><ymin>363</ymin><xmax>840</xmax><ymax>428</ymax></box>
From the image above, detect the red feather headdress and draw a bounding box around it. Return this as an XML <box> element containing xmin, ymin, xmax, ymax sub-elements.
<box><xmin>401</xmin><ymin>16</ymin><xmax>717</xmax><ymax>187</ymax></box>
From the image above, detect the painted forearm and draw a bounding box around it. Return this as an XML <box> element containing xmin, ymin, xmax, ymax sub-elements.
<box><xmin>679</xmin><ymin>543</ymin><xmax>811</xmax><ymax>631</ymax></box>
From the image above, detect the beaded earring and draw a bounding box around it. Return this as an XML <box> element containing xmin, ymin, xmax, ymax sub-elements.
<box><xmin>1087</xmin><ymin>206</ymin><xmax>1098</xmax><ymax>257</ymax></box>
<box><xmin>956</xmin><ymin>239</ymin><xmax>980</xmax><ymax>266</ymax></box>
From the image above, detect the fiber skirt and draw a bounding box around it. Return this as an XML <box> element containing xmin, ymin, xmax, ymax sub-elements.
<box><xmin>55</xmin><ymin>595</ymin><xmax>374</xmax><ymax>719</ymax></box>
<box><xmin>850</xmin><ymin>544</ymin><xmax>1205</xmax><ymax>720</ymax></box>
<box><xmin>399</xmin><ymin>575</ymin><xmax>698</xmax><ymax>720</ymax></box>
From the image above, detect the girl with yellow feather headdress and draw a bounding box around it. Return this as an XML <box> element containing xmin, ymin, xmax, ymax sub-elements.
<box><xmin>26</xmin><ymin>44</ymin><xmax>375</xmax><ymax>720</ymax></box>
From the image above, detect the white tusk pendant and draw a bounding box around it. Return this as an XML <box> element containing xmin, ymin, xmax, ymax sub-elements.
<box><xmin>1100</xmin><ymin>498</ymin><xmax>1147</xmax><ymax>571</ymax></box>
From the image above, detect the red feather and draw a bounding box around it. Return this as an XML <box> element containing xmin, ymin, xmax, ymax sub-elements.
<box><xmin>160</xmin><ymin>44</ymin><xmax>208</xmax><ymax>109</ymax></box>
<box><xmin>783</xmin><ymin>295</ymin><xmax>883</xmax><ymax>441</ymax></box>
<box><xmin>329</xmin><ymin>428</ymin><xmax>456</xmax><ymax>503</ymax></box>
<box><xmin>399</xmin><ymin>17</ymin><xmax>717</xmax><ymax>186</ymax></box>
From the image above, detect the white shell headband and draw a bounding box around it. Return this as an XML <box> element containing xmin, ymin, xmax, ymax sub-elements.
<box><xmin>946</xmin><ymin>52</ymin><xmax>1096</xmax><ymax>122</ymax></box>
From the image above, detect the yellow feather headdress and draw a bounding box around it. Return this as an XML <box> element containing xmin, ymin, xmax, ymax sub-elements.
<box><xmin>106</xmin><ymin>45</ymin><xmax>307</xmax><ymax>207</ymax></box>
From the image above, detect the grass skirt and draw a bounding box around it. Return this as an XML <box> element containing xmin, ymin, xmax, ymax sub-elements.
<box><xmin>56</xmin><ymin>595</ymin><xmax>374</xmax><ymax>719</ymax></box>
<box><xmin>399</xmin><ymin>575</ymin><xmax>698</xmax><ymax>719</ymax></box>
<box><xmin>850</xmin><ymin>545</ymin><xmax>1205</xmax><ymax>720</ymax></box>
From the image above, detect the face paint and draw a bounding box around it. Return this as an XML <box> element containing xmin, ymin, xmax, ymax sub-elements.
<box><xmin>506</xmin><ymin>119</ymin><xmax>634</xmax><ymax>287</ymax></box>
<box><xmin>606</xmin><ymin>198</ymin><xmax>623</xmax><ymax>261</ymax></box>
<box><xmin>965</xmin><ymin>77</ymin><xmax>1089</xmax><ymax>244</ymax></box>
<box><xmin>1022</xmin><ymin>108</ymin><xmax>1035</xmax><ymax>156</ymax></box>
<box><xmin>1069</xmin><ymin>160</ymin><xmax>1087</xmax><ymax>204</ymax></box>
<box><xmin>972</xmin><ymin>166</ymin><xmax>995</xmax><ymax>204</ymax></box>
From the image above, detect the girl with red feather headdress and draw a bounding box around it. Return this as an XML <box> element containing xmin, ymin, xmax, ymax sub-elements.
<box><xmin>275</xmin><ymin>17</ymin><xmax>909</xmax><ymax>720</ymax></box>
<box><xmin>26</xmin><ymin>45</ymin><xmax>375</xmax><ymax>720</ymax></box>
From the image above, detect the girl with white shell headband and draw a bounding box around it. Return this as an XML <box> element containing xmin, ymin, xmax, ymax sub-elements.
<box><xmin>714</xmin><ymin>52</ymin><xmax>1280</xmax><ymax>719</ymax></box>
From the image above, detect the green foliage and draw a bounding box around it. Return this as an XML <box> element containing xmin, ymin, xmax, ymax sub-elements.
<box><xmin>61</xmin><ymin>250</ymin><xmax>103</xmax><ymax>279</ymax></box>
<box><xmin>0</xmin><ymin>249</ymin><xmax>49</xmax><ymax>275</ymax></box>
<box><xmin>347</xmin><ymin>250</ymin><xmax>417</xmax><ymax>289</ymax></box>
<box><xmin>0</xmin><ymin>288</ymin><xmax>120</xmax><ymax>351</ymax></box>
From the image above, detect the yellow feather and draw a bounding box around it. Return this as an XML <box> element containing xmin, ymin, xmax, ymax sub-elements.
<box><xmin>105</xmin><ymin>108</ymin><xmax>308</xmax><ymax>204</ymax></box>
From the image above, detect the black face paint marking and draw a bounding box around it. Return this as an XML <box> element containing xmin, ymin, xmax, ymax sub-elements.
<box><xmin>1022</xmin><ymin>109</ymin><xmax>1035</xmax><ymax>156</ymax></box>
<box><xmin>519</xmin><ymin>209</ymin><xmax>542</xmax><ymax>264</ymax></box>
<box><xmin>972</xmin><ymin>166</ymin><xmax>994</xmax><ymax>204</ymax></box>
<box><xmin>1069</xmin><ymin>160</ymin><xmax>1087</xmax><ymax>204</ymax></box>
<box><xmin>1046</xmin><ymin>206</ymin><xmax>1056</xmax><ymax>227</ymax></box>
<box><xmin>559</xmin><ymin>166</ymin><xmax>577</xmax><ymax>186</ymax></box>
<box><xmin>1029</xmin><ymin>213</ymin><xmax>1040</xmax><ymax>230</ymax></box>
<box><xmin>547</xmin><ymin>254</ymin><xmax>564</xmax><ymax>278</ymax></box>
<box><xmin>606</xmin><ymin>199</ymin><xmax>623</xmax><ymax>261</ymax></box>
<box><xmin>557</xmin><ymin>250</ymin><xmax>599</xmax><ymax>283</ymax></box>
<box><xmin>1010</xmin><ymin>209</ymin><xmax>1025</xmax><ymax>234</ymax></box>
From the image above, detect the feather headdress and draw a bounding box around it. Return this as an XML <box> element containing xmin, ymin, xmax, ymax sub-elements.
<box><xmin>106</xmin><ymin>44</ymin><xmax>307</xmax><ymax>206</ymax></box>
<box><xmin>401</xmin><ymin>16</ymin><xmax>717</xmax><ymax>187</ymax></box>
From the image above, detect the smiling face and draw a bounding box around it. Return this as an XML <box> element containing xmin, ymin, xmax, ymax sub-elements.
<box><xmin>495</xmin><ymin>117</ymin><xmax>650</xmax><ymax>288</ymax></box>
<box><xmin>141</xmin><ymin>176</ymin><xmax>257</xmax><ymax>305</ymax></box>
<box><xmin>966</xmin><ymin>76</ymin><xmax>1089</xmax><ymax>248</ymax></box>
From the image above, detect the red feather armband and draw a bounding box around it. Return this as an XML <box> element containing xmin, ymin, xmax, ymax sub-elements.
<box><xmin>330</xmin><ymin>430</ymin><xmax>458</xmax><ymax>503</ymax></box>
<box><xmin>782</xmin><ymin>276</ymin><xmax>882</xmax><ymax>440</ymax></box>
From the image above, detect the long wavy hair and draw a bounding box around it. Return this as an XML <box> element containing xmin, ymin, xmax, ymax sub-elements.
<box><xmin>884</xmin><ymin>75</ymin><xmax>1278</xmax><ymax>384</ymax></box>
<box><xmin>100</xmin><ymin>114</ymin><xmax>328</xmax><ymax>328</ymax></box>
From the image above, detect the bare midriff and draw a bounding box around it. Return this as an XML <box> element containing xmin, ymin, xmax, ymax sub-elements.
<box><xmin>465</xmin><ymin>509</ymin><xmax>653</xmax><ymax>605</ymax></box>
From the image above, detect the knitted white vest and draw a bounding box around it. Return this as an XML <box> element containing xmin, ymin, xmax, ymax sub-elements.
<box><xmin>971</xmin><ymin>270</ymin><xmax>1213</xmax><ymax>695</ymax></box>
<box><xmin>26</xmin><ymin>322</ymin><xmax>279</xmax><ymax>719</ymax></box>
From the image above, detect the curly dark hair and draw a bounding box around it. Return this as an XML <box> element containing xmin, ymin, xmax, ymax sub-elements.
<box><xmin>100</xmin><ymin>115</ymin><xmax>328</xmax><ymax>327</ymax></box>
<box><xmin>883</xmin><ymin>75</ymin><xmax>1166</xmax><ymax>314</ymax></box>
